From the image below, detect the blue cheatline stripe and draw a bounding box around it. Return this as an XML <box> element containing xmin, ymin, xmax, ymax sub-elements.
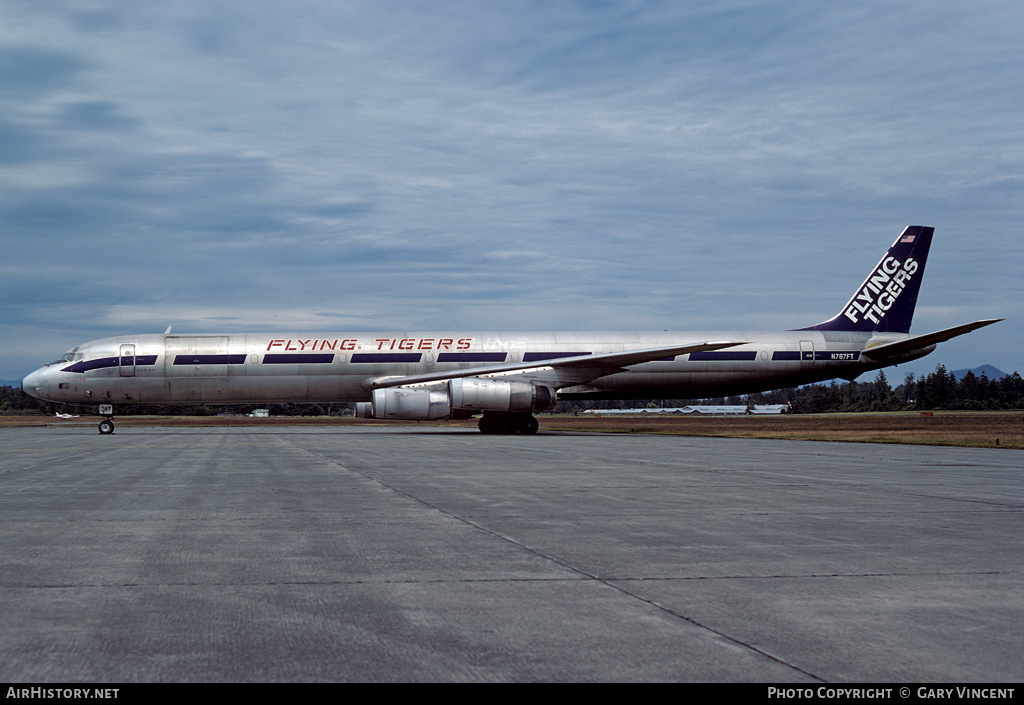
<box><xmin>63</xmin><ymin>356</ymin><xmax>118</xmax><ymax>373</ymax></box>
<box><xmin>351</xmin><ymin>353</ymin><xmax>423</xmax><ymax>363</ymax></box>
<box><xmin>263</xmin><ymin>353</ymin><xmax>335</xmax><ymax>364</ymax></box>
<box><xmin>772</xmin><ymin>351</ymin><xmax>862</xmax><ymax>361</ymax></box>
<box><xmin>437</xmin><ymin>352</ymin><xmax>507</xmax><ymax>363</ymax></box>
<box><xmin>173</xmin><ymin>354</ymin><xmax>247</xmax><ymax>365</ymax></box>
<box><xmin>523</xmin><ymin>352</ymin><xmax>591</xmax><ymax>362</ymax></box>
<box><xmin>62</xmin><ymin>355</ymin><xmax>160</xmax><ymax>373</ymax></box>
<box><xmin>690</xmin><ymin>351</ymin><xmax>757</xmax><ymax>361</ymax></box>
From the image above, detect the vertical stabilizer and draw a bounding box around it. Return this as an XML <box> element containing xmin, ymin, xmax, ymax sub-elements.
<box><xmin>799</xmin><ymin>226</ymin><xmax>933</xmax><ymax>334</ymax></box>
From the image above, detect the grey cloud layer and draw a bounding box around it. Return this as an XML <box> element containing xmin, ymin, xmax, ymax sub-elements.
<box><xmin>1</xmin><ymin>1</ymin><xmax>1020</xmax><ymax>377</ymax></box>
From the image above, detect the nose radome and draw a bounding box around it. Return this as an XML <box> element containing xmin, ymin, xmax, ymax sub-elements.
<box><xmin>21</xmin><ymin>369</ymin><xmax>44</xmax><ymax>399</ymax></box>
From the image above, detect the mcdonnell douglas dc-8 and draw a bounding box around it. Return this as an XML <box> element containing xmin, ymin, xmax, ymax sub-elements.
<box><xmin>22</xmin><ymin>226</ymin><xmax>1000</xmax><ymax>434</ymax></box>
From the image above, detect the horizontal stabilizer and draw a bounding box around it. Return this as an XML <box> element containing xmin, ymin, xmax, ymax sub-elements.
<box><xmin>860</xmin><ymin>319</ymin><xmax>1002</xmax><ymax>361</ymax></box>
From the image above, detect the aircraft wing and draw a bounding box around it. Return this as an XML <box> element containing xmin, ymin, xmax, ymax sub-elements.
<box><xmin>369</xmin><ymin>340</ymin><xmax>747</xmax><ymax>390</ymax></box>
<box><xmin>861</xmin><ymin>319</ymin><xmax>1002</xmax><ymax>361</ymax></box>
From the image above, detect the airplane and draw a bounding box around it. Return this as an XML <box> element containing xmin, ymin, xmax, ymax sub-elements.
<box><xmin>21</xmin><ymin>226</ymin><xmax>1000</xmax><ymax>435</ymax></box>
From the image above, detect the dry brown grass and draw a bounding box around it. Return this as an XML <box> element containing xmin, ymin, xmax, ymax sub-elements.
<box><xmin>536</xmin><ymin>411</ymin><xmax>1024</xmax><ymax>448</ymax></box>
<box><xmin>2</xmin><ymin>411</ymin><xmax>1022</xmax><ymax>448</ymax></box>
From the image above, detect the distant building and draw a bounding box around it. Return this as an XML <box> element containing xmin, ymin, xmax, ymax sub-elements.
<box><xmin>680</xmin><ymin>405</ymin><xmax>789</xmax><ymax>415</ymax></box>
<box><xmin>584</xmin><ymin>404</ymin><xmax>789</xmax><ymax>416</ymax></box>
<box><xmin>249</xmin><ymin>409</ymin><xmax>270</xmax><ymax>418</ymax></box>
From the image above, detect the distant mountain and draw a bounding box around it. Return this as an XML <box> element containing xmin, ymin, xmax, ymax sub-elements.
<box><xmin>951</xmin><ymin>364</ymin><xmax>1006</xmax><ymax>380</ymax></box>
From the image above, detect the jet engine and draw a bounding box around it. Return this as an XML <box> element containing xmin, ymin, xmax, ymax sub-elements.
<box><xmin>356</xmin><ymin>388</ymin><xmax>451</xmax><ymax>420</ymax></box>
<box><xmin>353</xmin><ymin>378</ymin><xmax>555</xmax><ymax>421</ymax></box>
<box><xmin>448</xmin><ymin>377</ymin><xmax>553</xmax><ymax>413</ymax></box>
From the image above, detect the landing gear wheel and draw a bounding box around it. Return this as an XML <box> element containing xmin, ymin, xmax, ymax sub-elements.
<box><xmin>519</xmin><ymin>416</ymin><xmax>539</xmax><ymax>435</ymax></box>
<box><xmin>478</xmin><ymin>415</ymin><xmax>501</xmax><ymax>434</ymax></box>
<box><xmin>98</xmin><ymin>419</ymin><xmax>115</xmax><ymax>435</ymax></box>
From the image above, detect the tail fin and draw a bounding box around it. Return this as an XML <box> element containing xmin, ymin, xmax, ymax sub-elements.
<box><xmin>799</xmin><ymin>226</ymin><xmax>933</xmax><ymax>334</ymax></box>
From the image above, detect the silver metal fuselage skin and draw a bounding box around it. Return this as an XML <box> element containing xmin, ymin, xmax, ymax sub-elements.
<box><xmin>22</xmin><ymin>329</ymin><xmax>924</xmax><ymax>408</ymax></box>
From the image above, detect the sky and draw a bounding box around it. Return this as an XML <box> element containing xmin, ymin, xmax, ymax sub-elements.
<box><xmin>2</xmin><ymin>1</ymin><xmax>1021</xmax><ymax>383</ymax></box>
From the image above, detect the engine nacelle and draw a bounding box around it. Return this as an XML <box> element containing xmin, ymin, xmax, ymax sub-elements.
<box><xmin>449</xmin><ymin>378</ymin><xmax>554</xmax><ymax>412</ymax></box>
<box><xmin>369</xmin><ymin>388</ymin><xmax>451</xmax><ymax>420</ymax></box>
<box><xmin>355</xmin><ymin>379</ymin><xmax>555</xmax><ymax>420</ymax></box>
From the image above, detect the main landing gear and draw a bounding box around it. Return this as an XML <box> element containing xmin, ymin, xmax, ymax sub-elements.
<box><xmin>98</xmin><ymin>404</ymin><xmax>115</xmax><ymax>435</ymax></box>
<box><xmin>477</xmin><ymin>411</ymin><xmax>539</xmax><ymax>435</ymax></box>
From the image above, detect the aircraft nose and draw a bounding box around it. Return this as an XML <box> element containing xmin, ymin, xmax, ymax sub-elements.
<box><xmin>21</xmin><ymin>368</ymin><xmax>46</xmax><ymax>400</ymax></box>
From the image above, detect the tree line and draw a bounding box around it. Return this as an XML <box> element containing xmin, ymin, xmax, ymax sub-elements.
<box><xmin>555</xmin><ymin>365</ymin><xmax>1024</xmax><ymax>414</ymax></box>
<box><xmin>2</xmin><ymin>364</ymin><xmax>1022</xmax><ymax>416</ymax></box>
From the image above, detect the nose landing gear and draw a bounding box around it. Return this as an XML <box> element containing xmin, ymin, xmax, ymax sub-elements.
<box><xmin>98</xmin><ymin>404</ymin><xmax>115</xmax><ymax>435</ymax></box>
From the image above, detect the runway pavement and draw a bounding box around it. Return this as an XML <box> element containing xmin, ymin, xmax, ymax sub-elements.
<box><xmin>0</xmin><ymin>425</ymin><xmax>1021</xmax><ymax>682</ymax></box>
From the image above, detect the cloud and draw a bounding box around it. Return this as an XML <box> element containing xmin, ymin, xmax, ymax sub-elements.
<box><xmin>0</xmin><ymin>45</ymin><xmax>89</xmax><ymax>99</ymax></box>
<box><xmin>1</xmin><ymin>1</ymin><xmax>1021</xmax><ymax>378</ymax></box>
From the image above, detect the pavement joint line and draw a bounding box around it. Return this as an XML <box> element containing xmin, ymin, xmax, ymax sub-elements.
<box><xmin>603</xmin><ymin>579</ymin><xmax>829</xmax><ymax>683</ymax></box>
<box><xmin>282</xmin><ymin>436</ymin><xmax>827</xmax><ymax>681</ymax></box>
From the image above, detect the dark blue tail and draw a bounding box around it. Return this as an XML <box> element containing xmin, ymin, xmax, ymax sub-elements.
<box><xmin>799</xmin><ymin>226</ymin><xmax>933</xmax><ymax>334</ymax></box>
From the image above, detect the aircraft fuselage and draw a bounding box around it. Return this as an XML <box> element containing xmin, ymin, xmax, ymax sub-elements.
<box><xmin>23</xmin><ymin>329</ymin><xmax>927</xmax><ymax>407</ymax></box>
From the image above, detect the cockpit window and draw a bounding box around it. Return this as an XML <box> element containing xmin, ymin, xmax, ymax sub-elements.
<box><xmin>51</xmin><ymin>348</ymin><xmax>80</xmax><ymax>366</ymax></box>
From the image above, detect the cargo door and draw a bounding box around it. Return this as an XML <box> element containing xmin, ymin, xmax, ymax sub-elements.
<box><xmin>163</xmin><ymin>336</ymin><xmax>236</xmax><ymax>402</ymax></box>
<box><xmin>165</xmin><ymin>336</ymin><xmax>231</xmax><ymax>377</ymax></box>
